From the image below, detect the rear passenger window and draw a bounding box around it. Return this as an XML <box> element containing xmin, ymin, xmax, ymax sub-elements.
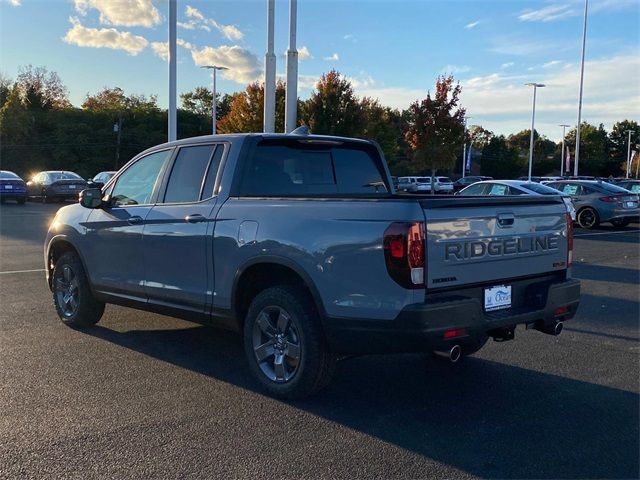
<box><xmin>239</xmin><ymin>140</ymin><xmax>387</xmax><ymax>196</ymax></box>
<box><xmin>200</xmin><ymin>145</ymin><xmax>225</xmax><ymax>199</ymax></box>
<box><xmin>488</xmin><ymin>184</ymin><xmax>508</xmax><ymax>195</ymax></box>
<box><xmin>164</xmin><ymin>145</ymin><xmax>214</xmax><ymax>203</ymax></box>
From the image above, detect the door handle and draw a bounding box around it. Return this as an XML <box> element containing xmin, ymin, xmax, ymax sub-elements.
<box><xmin>127</xmin><ymin>215</ymin><xmax>143</xmax><ymax>225</ymax></box>
<box><xmin>497</xmin><ymin>214</ymin><xmax>515</xmax><ymax>227</ymax></box>
<box><xmin>185</xmin><ymin>214</ymin><xmax>206</xmax><ymax>224</ymax></box>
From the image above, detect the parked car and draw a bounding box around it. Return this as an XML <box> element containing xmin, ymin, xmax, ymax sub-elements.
<box><xmin>397</xmin><ymin>176</ymin><xmax>431</xmax><ymax>193</ymax></box>
<box><xmin>545</xmin><ymin>180</ymin><xmax>639</xmax><ymax>229</ymax></box>
<box><xmin>613</xmin><ymin>179</ymin><xmax>640</xmax><ymax>194</ymax></box>
<box><xmin>87</xmin><ymin>171</ymin><xmax>116</xmax><ymax>189</ymax></box>
<box><xmin>433</xmin><ymin>176</ymin><xmax>454</xmax><ymax>194</ymax></box>
<box><xmin>27</xmin><ymin>171</ymin><xmax>88</xmax><ymax>203</ymax></box>
<box><xmin>0</xmin><ymin>170</ymin><xmax>27</xmax><ymax>205</ymax></box>
<box><xmin>45</xmin><ymin>133</ymin><xmax>579</xmax><ymax>399</ymax></box>
<box><xmin>457</xmin><ymin>180</ymin><xmax>576</xmax><ymax>220</ymax></box>
<box><xmin>452</xmin><ymin>175</ymin><xmax>493</xmax><ymax>192</ymax></box>
<box><xmin>390</xmin><ymin>176</ymin><xmax>399</xmax><ymax>191</ymax></box>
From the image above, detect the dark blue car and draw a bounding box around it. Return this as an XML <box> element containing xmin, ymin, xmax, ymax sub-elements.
<box><xmin>0</xmin><ymin>170</ymin><xmax>27</xmax><ymax>205</ymax></box>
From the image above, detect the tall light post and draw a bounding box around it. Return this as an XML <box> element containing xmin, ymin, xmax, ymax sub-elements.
<box><xmin>284</xmin><ymin>0</ymin><xmax>298</xmax><ymax>132</ymax></box>
<box><xmin>263</xmin><ymin>0</ymin><xmax>276</xmax><ymax>133</ymax></box>
<box><xmin>168</xmin><ymin>0</ymin><xmax>177</xmax><ymax>142</ymax></box>
<box><xmin>201</xmin><ymin>65</ymin><xmax>228</xmax><ymax>134</ymax></box>
<box><xmin>626</xmin><ymin>129</ymin><xmax>634</xmax><ymax>178</ymax></box>
<box><xmin>574</xmin><ymin>0</ymin><xmax>588</xmax><ymax>176</ymax></box>
<box><xmin>461</xmin><ymin>116</ymin><xmax>472</xmax><ymax>179</ymax></box>
<box><xmin>525</xmin><ymin>83</ymin><xmax>545</xmax><ymax>181</ymax></box>
<box><xmin>559</xmin><ymin>124</ymin><xmax>570</xmax><ymax>176</ymax></box>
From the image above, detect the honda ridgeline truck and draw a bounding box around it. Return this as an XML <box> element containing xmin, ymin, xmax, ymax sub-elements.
<box><xmin>45</xmin><ymin>132</ymin><xmax>580</xmax><ymax>398</ymax></box>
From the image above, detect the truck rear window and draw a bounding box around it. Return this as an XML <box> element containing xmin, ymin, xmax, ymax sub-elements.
<box><xmin>239</xmin><ymin>139</ymin><xmax>388</xmax><ymax>196</ymax></box>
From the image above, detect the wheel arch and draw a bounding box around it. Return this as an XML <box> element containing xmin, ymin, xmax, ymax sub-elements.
<box><xmin>231</xmin><ymin>256</ymin><xmax>326</xmax><ymax>331</ymax></box>
<box><xmin>46</xmin><ymin>236</ymin><xmax>92</xmax><ymax>292</ymax></box>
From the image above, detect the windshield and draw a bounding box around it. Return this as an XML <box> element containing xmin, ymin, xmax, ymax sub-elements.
<box><xmin>522</xmin><ymin>183</ymin><xmax>563</xmax><ymax>195</ymax></box>
<box><xmin>0</xmin><ymin>171</ymin><xmax>20</xmax><ymax>179</ymax></box>
<box><xmin>416</xmin><ymin>177</ymin><xmax>430</xmax><ymax>183</ymax></box>
<box><xmin>49</xmin><ymin>172</ymin><xmax>82</xmax><ymax>181</ymax></box>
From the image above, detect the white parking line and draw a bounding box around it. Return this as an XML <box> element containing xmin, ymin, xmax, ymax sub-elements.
<box><xmin>0</xmin><ymin>268</ymin><xmax>45</xmax><ymax>275</ymax></box>
<box><xmin>574</xmin><ymin>229</ymin><xmax>640</xmax><ymax>237</ymax></box>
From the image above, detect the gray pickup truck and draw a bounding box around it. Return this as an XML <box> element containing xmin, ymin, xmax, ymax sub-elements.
<box><xmin>45</xmin><ymin>132</ymin><xmax>580</xmax><ymax>398</ymax></box>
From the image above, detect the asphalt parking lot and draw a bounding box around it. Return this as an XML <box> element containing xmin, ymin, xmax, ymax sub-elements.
<box><xmin>1</xmin><ymin>202</ymin><xmax>638</xmax><ymax>479</ymax></box>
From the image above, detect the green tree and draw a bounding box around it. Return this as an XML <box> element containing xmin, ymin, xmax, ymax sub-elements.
<box><xmin>359</xmin><ymin>97</ymin><xmax>401</xmax><ymax>162</ymax></box>
<box><xmin>180</xmin><ymin>86</ymin><xmax>235</xmax><ymax>120</ymax></box>
<box><xmin>217</xmin><ymin>81</ymin><xmax>286</xmax><ymax>133</ymax></box>
<box><xmin>82</xmin><ymin>87</ymin><xmax>158</xmax><ymax>113</ymax></box>
<box><xmin>403</xmin><ymin>75</ymin><xmax>465</xmax><ymax>190</ymax></box>
<box><xmin>0</xmin><ymin>75</ymin><xmax>12</xmax><ymax>110</ymax></box>
<box><xmin>301</xmin><ymin>70</ymin><xmax>363</xmax><ymax>137</ymax></box>
<box><xmin>16</xmin><ymin>65</ymin><xmax>70</xmax><ymax>110</ymax></box>
<box><xmin>0</xmin><ymin>84</ymin><xmax>30</xmax><ymax>144</ymax></box>
<box><xmin>565</xmin><ymin>122</ymin><xmax>610</xmax><ymax>176</ymax></box>
<box><xmin>507</xmin><ymin>129</ymin><xmax>557</xmax><ymax>175</ymax></box>
<box><xmin>480</xmin><ymin>135</ymin><xmax>524</xmax><ymax>178</ymax></box>
<box><xmin>609</xmin><ymin>120</ymin><xmax>639</xmax><ymax>175</ymax></box>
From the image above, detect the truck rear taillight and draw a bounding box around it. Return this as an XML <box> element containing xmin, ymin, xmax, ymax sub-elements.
<box><xmin>383</xmin><ymin>222</ymin><xmax>425</xmax><ymax>288</ymax></box>
<box><xmin>566</xmin><ymin>213</ymin><xmax>573</xmax><ymax>268</ymax></box>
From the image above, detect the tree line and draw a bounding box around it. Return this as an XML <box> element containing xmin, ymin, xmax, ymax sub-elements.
<box><xmin>1</xmin><ymin>65</ymin><xmax>638</xmax><ymax>180</ymax></box>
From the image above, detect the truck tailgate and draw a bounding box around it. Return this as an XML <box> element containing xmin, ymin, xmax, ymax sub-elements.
<box><xmin>420</xmin><ymin>196</ymin><xmax>569</xmax><ymax>289</ymax></box>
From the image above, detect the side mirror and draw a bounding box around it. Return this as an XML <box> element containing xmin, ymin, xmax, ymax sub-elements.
<box><xmin>79</xmin><ymin>188</ymin><xmax>103</xmax><ymax>209</ymax></box>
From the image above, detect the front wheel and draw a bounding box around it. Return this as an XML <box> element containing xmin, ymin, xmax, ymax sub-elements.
<box><xmin>610</xmin><ymin>218</ymin><xmax>630</xmax><ymax>229</ymax></box>
<box><xmin>243</xmin><ymin>286</ymin><xmax>336</xmax><ymax>399</ymax></box>
<box><xmin>577</xmin><ymin>207</ymin><xmax>600</xmax><ymax>229</ymax></box>
<box><xmin>52</xmin><ymin>251</ymin><xmax>105</xmax><ymax>328</ymax></box>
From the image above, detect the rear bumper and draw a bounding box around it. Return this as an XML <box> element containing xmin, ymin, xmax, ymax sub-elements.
<box><xmin>324</xmin><ymin>278</ymin><xmax>580</xmax><ymax>354</ymax></box>
<box><xmin>0</xmin><ymin>190</ymin><xmax>26</xmax><ymax>198</ymax></box>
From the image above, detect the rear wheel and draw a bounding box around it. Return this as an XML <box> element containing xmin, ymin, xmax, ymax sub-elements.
<box><xmin>243</xmin><ymin>285</ymin><xmax>336</xmax><ymax>399</ymax></box>
<box><xmin>52</xmin><ymin>251</ymin><xmax>104</xmax><ymax>328</ymax></box>
<box><xmin>577</xmin><ymin>207</ymin><xmax>599</xmax><ymax>229</ymax></box>
<box><xmin>610</xmin><ymin>218</ymin><xmax>630</xmax><ymax>228</ymax></box>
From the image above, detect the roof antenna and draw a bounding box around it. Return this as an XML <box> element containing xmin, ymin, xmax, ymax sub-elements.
<box><xmin>290</xmin><ymin>125</ymin><xmax>310</xmax><ymax>135</ymax></box>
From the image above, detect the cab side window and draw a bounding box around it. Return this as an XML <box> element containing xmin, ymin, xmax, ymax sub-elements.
<box><xmin>163</xmin><ymin>145</ymin><xmax>216</xmax><ymax>204</ymax></box>
<box><xmin>110</xmin><ymin>150</ymin><xmax>172</xmax><ymax>207</ymax></box>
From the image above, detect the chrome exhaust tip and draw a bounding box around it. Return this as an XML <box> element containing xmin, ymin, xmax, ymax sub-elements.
<box><xmin>554</xmin><ymin>321</ymin><xmax>563</xmax><ymax>336</ymax></box>
<box><xmin>435</xmin><ymin>344</ymin><xmax>462</xmax><ymax>363</ymax></box>
<box><xmin>449</xmin><ymin>344</ymin><xmax>462</xmax><ymax>363</ymax></box>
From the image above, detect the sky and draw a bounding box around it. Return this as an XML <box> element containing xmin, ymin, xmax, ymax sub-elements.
<box><xmin>0</xmin><ymin>0</ymin><xmax>638</xmax><ymax>140</ymax></box>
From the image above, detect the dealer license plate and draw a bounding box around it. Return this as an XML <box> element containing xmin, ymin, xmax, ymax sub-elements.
<box><xmin>484</xmin><ymin>285</ymin><xmax>512</xmax><ymax>312</ymax></box>
<box><xmin>68</xmin><ymin>185</ymin><xmax>76</xmax><ymax>189</ymax></box>
<box><xmin>4</xmin><ymin>185</ymin><xmax>12</xmax><ymax>189</ymax></box>
<box><xmin>625</xmin><ymin>201</ymin><xmax>635</xmax><ymax>208</ymax></box>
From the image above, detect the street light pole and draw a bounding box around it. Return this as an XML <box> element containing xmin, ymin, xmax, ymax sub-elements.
<box><xmin>626</xmin><ymin>129</ymin><xmax>634</xmax><ymax>178</ymax></box>
<box><xmin>201</xmin><ymin>65</ymin><xmax>229</xmax><ymax>134</ymax></box>
<box><xmin>284</xmin><ymin>0</ymin><xmax>298</xmax><ymax>132</ymax></box>
<box><xmin>559</xmin><ymin>124</ymin><xmax>570</xmax><ymax>176</ymax></box>
<box><xmin>168</xmin><ymin>0</ymin><xmax>177</xmax><ymax>142</ymax></box>
<box><xmin>462</xmin><ymin>116</ymin><xmax>471</xmax><ymax>179</ymax></box>
<box><xmin>263</xmin><ymin>0</ymin><xmax>276</xmax><ymax>133</ymax></box>
<box><xmin>525</xmin><ymin>83</ymin><xmax>545</xmax><ymax>181</ymax></box>
<box><xmin>574</xmin><ymin>0</ymin><xmax>588</xmax><ymax>176</ymax></box>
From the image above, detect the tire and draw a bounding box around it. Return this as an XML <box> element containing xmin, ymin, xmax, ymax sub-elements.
<box><xmin>577</xmin><ymin>207</ymin><xmax>600</xmax><ymax>229</ymax></box>
<box><xmin>610</xmin><ymin>218</ymin><xmax>630</xmax><ymax>228</ymax></box>
<box><xmin>243</xmin><ymin>285</ymin><xmax>336</xmax><ymax>399</ymax></box>
<box><xmin>52</xmin><ymin>251</ymin><xmax>105</xmax><ymax>328</ymax></box>
<box><xmin>17</xmin><ymin>197</ymin><xmax>26</xmax><ymax>205</ymax></box>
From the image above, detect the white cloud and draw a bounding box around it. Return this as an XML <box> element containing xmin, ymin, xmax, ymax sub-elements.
<box><xmin>343</xmin><ymin>34</ymin><xmax>355</xmax><ymax>40</ymax></box>
<box><xmin>323</xmin><ymin>53</ymin><xmax>339</xmax><ymax>61</ymax></box>
<box><xmin>457</xmin><ymin>53</ymin><xmax>640</xmax><ymax>138</ymax></box>
<box><xmin>298</xmin><ymin>46</ymin><xmax>312</xmax><ymax>61</ymax></box>
<box><xmin>518</xmin><ymin>0</ymin><xmax>637</xmax><ymax>23</ymax></box>
<box><xmin>543</xmin><ymin>60</ymin><xmax>563</xmax><ymax>69</ymax></box>
<box><xmin>74</xmin><ymin>0</ymin><xmax>161</xmax><ymax>28</ymax></box>
<box><xmin>191</xmin><ymin>45</ymin><xmax>261</xmax><ymax>84</ymax></box>
<box><xmin>518</xmin><ymin>4</ymin><xmax>573</xmax><ymax>22</ymax></box>
<box><xmin>180</xmin><ymin>5</ymin><xmax>244</xmax><ymax>40</ymax></box>
<box><xmin>501</xmin><ymin>62</ymin><xmax>515</xmax><ymax>69</ymax></box>
<box><xmin>465</xmin><ymin>20</ymin><xmax>480</xmax><ymax>29</ymax></box>
<box><xmin>150</xmin><ymin>39</ymin><xmax>195</xmax><ymax>61</ymax></box>
<box><xmin>441</xmin><ymin>64</ymin><xmax>471</xmax><ymax>74</ymax></box>
<box><xmin>63</xmin><ymin>16</ymin><xmax>148</xmax><ymax>55</ymax></box>
<box><xmin>3</xmin><ymin>0</ymin><xmax>22</xmax><ymax>6</ymax></box>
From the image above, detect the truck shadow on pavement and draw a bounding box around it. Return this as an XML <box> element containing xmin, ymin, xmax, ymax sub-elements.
<box><xmin>87</xmin><ymin>324</ymin><xmax>639</xmax><ymax>479</ymax></box>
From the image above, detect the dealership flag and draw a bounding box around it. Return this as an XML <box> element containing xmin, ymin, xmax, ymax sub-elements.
<box><xmin>466</xmin><ymin>146</ymin><xmax>472</xmax><ymax>172</ymax></box>
<box><xmin>566</xmin><ymin>146</ymin><xmax>571</xmax><ymax>173</ymax></box>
